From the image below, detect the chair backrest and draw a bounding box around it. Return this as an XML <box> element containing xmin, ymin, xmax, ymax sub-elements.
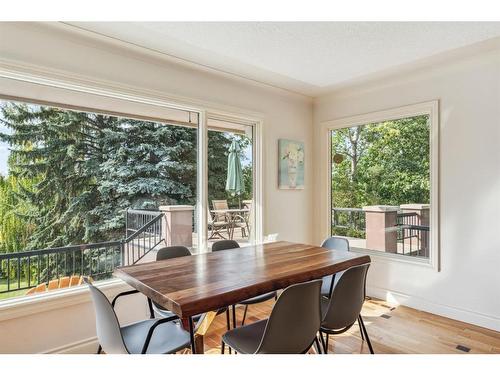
<box><xmin>212</xmin><ymin>239</ymin><xmax>240</xmax><ymax>252</ymax></box>
<box><xmin>212</xmin><ymin>200</ymin><xmax>229</xmax><ymax>210</ymax></box>
<box><xmin>321</xmin><ymin>236</ymin><xmax>349</xmax><ymax>252</ymax></box>
<box><xmin>256</xmin><ymin>279</ymin><xmax>322</xmax><ymax>354</ymax></box>
<box><xmin>156</xmin><ymin>246</ymin><xmax>191</xmax><ymax>261</ymax></box>
<box><xmin>85</xmin><ymin>279</ymin><xmax>128</xmax><ymax>354</ymax></box>
<box><xmin>321</xmin><ymin>263</ymin><xmax>370</xmax><ymax>331</ymax></box>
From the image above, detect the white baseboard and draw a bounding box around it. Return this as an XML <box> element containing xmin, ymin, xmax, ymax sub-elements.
<box><xmin>367</xmin><ymin>285</ymin><xmax>500</xmax><ymax>332</ymax></box>
<box><xmin>43</xmin><ymin>336</ymin><xmax>99</xmax><ymax>354</ymax></box>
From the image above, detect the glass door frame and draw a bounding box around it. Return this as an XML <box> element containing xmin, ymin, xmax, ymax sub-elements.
<box><xmin>198</xmin><ymin>111</ymin><xmax>263</xmax><ymax>252</ymax></box>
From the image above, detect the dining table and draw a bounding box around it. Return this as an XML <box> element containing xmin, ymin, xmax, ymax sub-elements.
<box><xmin>113</xmin><ymin>241</ymin><xmax>371</xmax><ymax>354</ymax></box>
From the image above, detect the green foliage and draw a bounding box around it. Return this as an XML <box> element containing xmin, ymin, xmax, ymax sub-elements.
<box><xmin>331</xmin><ymin>115</ymin><xmax>430</xmax><ymax>233</ymax></box>
<box><xmin>208</xmin><ymin>131</ymin><xmax>252</xmax><ymax>208</ymax></box>
<box><xmin>0</xmin><ymin>101</ymin><xmax>253</xmax><ymax>253</ymax></box>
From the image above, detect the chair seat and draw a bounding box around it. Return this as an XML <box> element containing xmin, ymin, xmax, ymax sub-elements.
<box><xmin>239</xmin><ymin>291</ymin><xmax>277</xmax><ymax>305</ymax></box>
<box><xmin>121</xmin><ymin>319</ymin><xmax>190</xmax><ymax>354</ymax></box>
<box><xmin>222</xmin><ymin>319</ymin><xmax>268</xmax><ymax>354</ymax></box>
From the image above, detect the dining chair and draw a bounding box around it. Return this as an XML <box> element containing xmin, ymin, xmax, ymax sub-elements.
<box><xmin>85</xmin><ymin>278</ymin><xmax>191</xmax><ymax>354</ymax></box>
<box><xmin>221</xmin><ymin>279</ymin><xmax>322</xmax><ymax>354</ymax></box>
<box><xmin>320</xmin><ymin>236</ymin><xmax>350</xmax><ymax>297</ymax></box>
<box><xmin>211</xmin><ymin>240</ymin><xmax>278</xmax><ymax>328</ymax></box>
<box><xmin>319</xmin><ymin>262</ymin><xmax>374</xmax><ymax>354</ymax></box>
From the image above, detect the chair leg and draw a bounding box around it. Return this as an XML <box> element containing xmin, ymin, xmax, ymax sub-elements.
<box><xmin>97</xmin><ymin>344</ymin><xmax>102</xmax><ymax>354</ymax></box>
<box><xmin>221</xmin><ymin>340</ymin><xmax>225</xmax><ymax>354</ymax></box>
<box><xmin>241</xmin><ymin>305</ymin><xmax>248</xmax><ymax>326</ymax></box>
<box><xmin>225</xmin><ymin>308</ymin><xmax>231</xmax><ymax>331</ymax></box>
<box><xmin>358</xmin><ymin>315</ymin><xmax>374</xmax><ymax>354</ymax></box>
<box><xmin>358</xmin><ymin>316</ymin><xmax>365</xmax><ymax>341</ymax></box>
<box><xmin>326</xmin><ymin>334</ymin><xmax>329</xmax><ymax>351</ymax></box>
<box><xmin>313</xmin><ymin>336</ymin><xmax>322</xmax><ymax>354</ymax></box>
<box><xmin>319</xmin><ymin>332</ymin><xmax>328</xmax><ymax>354</ymax></box>
<box><xmin>232</xmin><ymin>305</ymin><xmax>237</xmax><ymax>328</ymax></box>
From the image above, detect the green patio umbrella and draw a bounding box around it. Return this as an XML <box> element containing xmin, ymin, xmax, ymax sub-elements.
<box><xmin>226</xmin><ymin>139</ymin><xmax>245</xmax><ymax>207</ymax></box>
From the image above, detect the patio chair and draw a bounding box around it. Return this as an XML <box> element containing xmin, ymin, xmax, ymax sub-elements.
<box><xmin>208</xmin><ymin>209</ymin><xmax>230</xmax><ymax>239</ymax></box>
<box><xmin>212</xmin><ymin>199</ymin><xmax>229</xmax><ymax>222</ymax></box>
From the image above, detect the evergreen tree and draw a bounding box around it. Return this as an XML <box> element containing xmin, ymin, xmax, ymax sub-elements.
<box><xmin>0</xmin><ymin>101</ymin><xmax>252</xmax><ymax>250</ymax></box>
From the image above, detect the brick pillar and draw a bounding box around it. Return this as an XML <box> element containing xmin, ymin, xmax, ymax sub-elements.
<box><xmin>400</xmin><ymin>204</ymin><xmax>430</xmax><ymax>257</ymax></box>
<box><xmin>363</xmin><ymin>205</ymin><xmax>399</xmax><ymax>253</ymax></box>
<box><xmin>159</xmin><ymin>205</ymin><xmax>194</xmax><ymax>247</ymax></box>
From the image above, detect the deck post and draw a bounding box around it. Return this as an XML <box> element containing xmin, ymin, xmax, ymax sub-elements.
<box><xmin>363</xmin><ymin>205</ymin><xmax>399</xmax><ymax>252</ymax></box>
<box><xmin>159</xmin><ymin>205</ymin><xmax>195</xmax><ymax>247</ymax></box>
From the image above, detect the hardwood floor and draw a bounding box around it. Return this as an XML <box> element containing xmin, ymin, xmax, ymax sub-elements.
<box><xmin>199</xmin><ymin>297</ymin><xmax>500</xmax><ymax>354</ymax></box>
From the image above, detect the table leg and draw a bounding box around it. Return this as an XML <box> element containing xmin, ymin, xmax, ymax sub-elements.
<box><xmin>188</xmin><ymin>316</ymin><xmax>196</xmax><ymax>354</ymax></box>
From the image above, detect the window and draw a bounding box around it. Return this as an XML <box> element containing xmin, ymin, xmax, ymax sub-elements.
<box><xmin>0</xmin><ymin>70</ymin><xmax>265</xmax><ymax>305</ymax></box>
<box><xmin>0</xmin><ymin>98</ymin><xmax>200</xmax><ymax>300</ymax></box>
<box><xmin>323</xmin><ymin>102</ymin><xmax>439</xmax><ymax>268</ymax></box>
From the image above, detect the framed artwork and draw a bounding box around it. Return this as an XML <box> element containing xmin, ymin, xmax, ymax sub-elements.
<box><xmin>278</xmin><ymin>139</ymin><xmax>305</xmax><ymax>189</ymax></box>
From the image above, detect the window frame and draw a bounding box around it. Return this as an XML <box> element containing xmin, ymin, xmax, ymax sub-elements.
<box><xmin>319</xmin><ymin>101</ymin><xmax>440</xmax><ymax>270</ymax></box>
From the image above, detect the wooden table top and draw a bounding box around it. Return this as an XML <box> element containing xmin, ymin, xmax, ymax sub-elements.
<box><xmin>114</xmin><ymin>241</ymin><xmax>371</xmax><ymax>318</ymax></box>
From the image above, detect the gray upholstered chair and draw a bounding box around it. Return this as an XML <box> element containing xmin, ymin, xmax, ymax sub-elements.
<box><xmin>320</xmin><ymin>236</ymin><xmax>350</xmax><ymax>297</ymax></box>
<box><xmin>221</xmin><ymin>279</ymin><xmax>322</xmax><ymax>354</ymax></box>
<box><xmin>85</xmin><ymin>279</ymin><xmax>191</xmax><ymax>354</ymax></box>
<box><xmin>319</xmin><ymin>262</ymin><xmax>374</xmax><ymax>354</ymax></box>
<box><xmin>212</xmin><ymin>240</ymin><xmax>278</xmax><ymax>327</ymax></box>
<box><xmin>151</xmin><ymin>246</ymin><xmax>192</xmax><ymax>319</ymax></box>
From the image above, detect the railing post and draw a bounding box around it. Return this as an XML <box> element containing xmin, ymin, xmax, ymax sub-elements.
<box><xmin>363</xmin><ymin>205</ymin><xmax>399</xmax><ymax>253</ymax></box>
<box><xmin>159</xmin><ymin>205</ymin><xmax>194</xmax><ymax>248</ymax></box>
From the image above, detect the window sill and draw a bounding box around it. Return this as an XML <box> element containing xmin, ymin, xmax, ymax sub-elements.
<box><xmin>350</xmin><ymin>246</ymin><xmax>437</xmax><ymax>270</ymax></box>
<box><xmin>0</xmin><ymin>278</ymin><xmax>130</xmax><ymax>323</ymax></box>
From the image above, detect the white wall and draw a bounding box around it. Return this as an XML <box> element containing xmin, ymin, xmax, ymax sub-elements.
<box><xmin>313</xmin><ymin>48</ymin><xmax>500</xmax><ymax>331</ymax></box>
<box><xmin>0</xmin><ymin>22</ymin><xmax>313</xmax><ymax>353</ymax></box>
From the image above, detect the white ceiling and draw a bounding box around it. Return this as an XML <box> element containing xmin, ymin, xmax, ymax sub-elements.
<box><xmin>67</xmin><ymin>22</ymin><xmax>500</xmax><ymax>96</ymax></box>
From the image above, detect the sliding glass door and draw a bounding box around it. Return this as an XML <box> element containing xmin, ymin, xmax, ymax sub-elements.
<box><xmin>205</xmin><ymin>116</ymin><xmax>255</xmax><ymax>250</ymax></box>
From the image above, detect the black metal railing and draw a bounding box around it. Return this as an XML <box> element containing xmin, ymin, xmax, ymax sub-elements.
<box><xmin>126</xmin><ymin>209</ymin><xmax>162</xmax><ymax>237</ymax></box>
<box><xmin>331</xmin><ymin>207</ymin><xmax>430</xmax><ymax>258</ymax></box>
<box><xmin>0</xmin><ymin>210</ymin><xmax>163</xmax><ymax>296</ymax></box>
<box><xmin>0</xmin><ymin>241</ymin><xmax>122</xmax><ymax>295</ymax></box>
<box><xmin>396</xmin><ymin>212</ymin><xmax>429</xmax><ymax>257</ymax></box>
<box><xmin>332</xmin><ymin>207</ymin><xmax>366</xmax><ymax>232</ymax></box>
<box><xmin>122</xmin><ymin>211</ymin><xmax>163</xmax><ymax>265</ymax></box>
